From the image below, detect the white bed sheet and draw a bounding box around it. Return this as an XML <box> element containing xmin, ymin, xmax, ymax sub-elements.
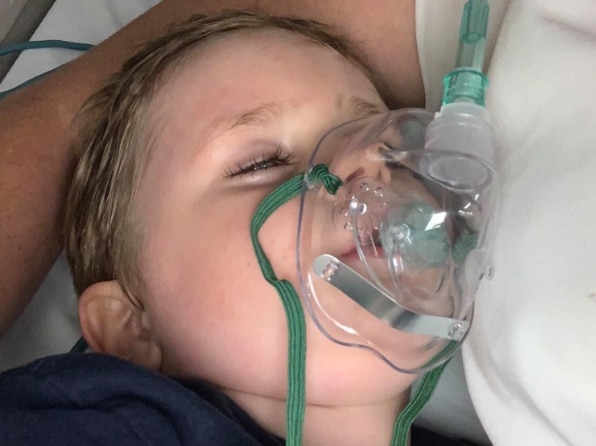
<box><xmin>0</xmin><ymin>2</ymin><xmax>488</xmax><ymax>444</ymax></box>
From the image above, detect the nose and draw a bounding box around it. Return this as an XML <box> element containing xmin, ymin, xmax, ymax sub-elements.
<box><xmin>330</xmin><ymin>143</ymin><xmax>393</xmax><ymax>187</ymax></box>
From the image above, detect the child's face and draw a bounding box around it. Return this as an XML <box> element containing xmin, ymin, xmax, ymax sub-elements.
<box><xmin>136</xmin><ymin>29</ymin><xmax>416</xmax><ymax>415</ymax></box>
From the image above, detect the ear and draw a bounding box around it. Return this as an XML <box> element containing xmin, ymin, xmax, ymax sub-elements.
<box><xmin>78</xmin><ymin>280</ymin><xmax>162</xmax><ymax>371</ymax></box>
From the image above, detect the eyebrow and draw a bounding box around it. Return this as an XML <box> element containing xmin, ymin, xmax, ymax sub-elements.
<box><xmin>345</xmin><ymin>95</ymin><xmax>385</xmax><ymax>119</ymax></box>
<box><xmin>228</xmin><ymin>102</ymin><xmax>285</xmax><ymax>129</ymax></box>
<box><xmin>226</xmin><ymin>95</ymin><xmax>384</xmax><ymax>131</ymax></box>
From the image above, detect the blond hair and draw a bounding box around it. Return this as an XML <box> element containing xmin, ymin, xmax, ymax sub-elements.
<box><xmin>64</xmin><ymin>10</ymin><xmax>386</xmax><ymax>298</ymax></box>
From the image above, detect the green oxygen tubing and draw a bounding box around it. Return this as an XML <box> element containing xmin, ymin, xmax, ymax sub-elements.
<box><xmin>0</xmin><ymin>40</ymin><xmax>93</xmax><ymax>100</ymax></box>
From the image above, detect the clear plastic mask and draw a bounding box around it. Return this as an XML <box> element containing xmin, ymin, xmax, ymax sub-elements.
<box><xmin>297</xmin><ymin>109</ymin><xmax>498</xmax><ymax>372</ymax></box>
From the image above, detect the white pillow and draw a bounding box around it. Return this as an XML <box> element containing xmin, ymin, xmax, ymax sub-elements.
<box><xmin>0</xmin><ymin>254</ymin><xmax>79</xmax><ymax>370</ymax></box>
<box><xmin>463</xmin><ymin>0</ymin><xmax>596</xmax><ymax>444</ymax></box>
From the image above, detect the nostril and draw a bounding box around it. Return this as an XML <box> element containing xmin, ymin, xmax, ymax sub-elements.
<box><xmin>344</xmin><ymin>167</ymin><xmax>364</xmax><ymax>184</ymax></box>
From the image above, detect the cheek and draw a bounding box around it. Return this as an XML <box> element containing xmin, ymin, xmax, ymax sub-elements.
<box><xmin>139</xmin><ymin>199</ymin><xmax>296</xmax><ymax>391</ymax></box>
<box><xmin>258</xmin><ymin>198</ymin><xmax>301</xmax><ymax>281</ymax></box>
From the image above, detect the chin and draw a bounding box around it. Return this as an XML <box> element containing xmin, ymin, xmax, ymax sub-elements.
<box><xmin>304</xmin><ymin>347</ymin><xmax>415</xmax><ymax>406</ymax></box>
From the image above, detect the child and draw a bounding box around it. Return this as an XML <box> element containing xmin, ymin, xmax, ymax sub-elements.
<box><xmin>0</xmin><ymin>11</ymin><xmax>471</xmax><ymax>446</ymax></box>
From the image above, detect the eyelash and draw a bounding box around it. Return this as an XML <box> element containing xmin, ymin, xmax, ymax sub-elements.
<box><xmin>225</xmin><ymin>146</ymin><xmax>296</xmax><ymax>177</ymax></box>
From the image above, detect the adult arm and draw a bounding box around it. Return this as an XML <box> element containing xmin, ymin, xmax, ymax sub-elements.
<box><xmin>0</xmin><ymin>0</ymin><xmax>422</xmax><ymax>335</ymax></box>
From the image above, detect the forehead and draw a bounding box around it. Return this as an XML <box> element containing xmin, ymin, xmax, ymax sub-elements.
<box><xmin>150</xmin><ymin>28</ymin><xmax>379</xmax><ymax>123</ymax></box>
<box><xmin>139</xmin><ymin>27</ymin><xmax>383</xmax><ymax>195</ymax></box>
<box><xmin>139</xmin><ymin>27</ymin><xmax>381</xmax><ymax>177</ymax></box>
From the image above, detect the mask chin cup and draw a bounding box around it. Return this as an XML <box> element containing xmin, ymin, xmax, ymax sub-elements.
<box><xmin>297</xmin><ymin>109</ymin><xmax>498</xmax><ymax>373</ymax></box>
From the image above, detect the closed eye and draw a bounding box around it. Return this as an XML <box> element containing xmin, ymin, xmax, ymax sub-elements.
<box><xmin>225</xmin><ymin>146</ymin><xmax>296</xmax><ymax>177</ymax></box>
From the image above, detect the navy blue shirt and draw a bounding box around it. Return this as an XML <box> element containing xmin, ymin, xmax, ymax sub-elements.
<box><xmin>0</xmin><ymin>353</ymin><xmax>476</xmax><ymax>445</ymax></box>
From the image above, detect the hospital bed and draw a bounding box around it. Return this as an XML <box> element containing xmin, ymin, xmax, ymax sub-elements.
<box><xmin>0</xmin><ymin>0</ymin><xmax>53</xmax><ymax>80</ymax></box>
<box><xmin>0</xmin><ymin>1</ymin><xmax>490</xmax><ymax>444</ymax></box>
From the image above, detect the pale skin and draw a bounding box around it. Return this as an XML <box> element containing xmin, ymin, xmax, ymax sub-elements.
<box><xmin>77</xmin><ymin>30</ymin><xmax>420</xmax><ymax>446</ymax></box>
<box><xmin>0</xmin><ymin>0</ymin><xmax>422</xmax><ymax>336</ymax></box>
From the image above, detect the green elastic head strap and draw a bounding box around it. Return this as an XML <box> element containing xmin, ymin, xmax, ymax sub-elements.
<box><xmin>250</xmin><ymin>164</ymin><xmax>449</xmax><ymax>446</ymax></box>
